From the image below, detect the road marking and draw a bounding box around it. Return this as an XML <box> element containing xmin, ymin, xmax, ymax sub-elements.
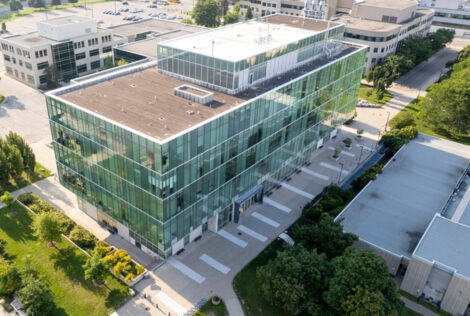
<box><xmin>281</xmin><ymin>183</ymin><xmax>315</xmax><ymax>199</ymax></box>
<box><xmin>200</xmin><ymin>254</ymin><xmax>231</xmax><ymax>274</ymax></box>
<box><xmin>217</xmin><ymin>229</ymin><xmax>248</xmax><ymax>248</ymax></box>
<box><xmin>237</xmin><ymin>225</ymin><xmax>267</xmax><ymax>242</ymax></box>
<box><xmin>263</xmin><ymin>197</ymin><xmax>292</xmax><ymax>213</ymax></box>
<box><xmin>252</xmin><ymin>212</ymin><xmax>280</xmax><ymax>228</ymax></box>
<box><xmin>320</xmin><ymin>162</ymin><xmax>350</xmax><ymax>175</ymax></box>
<box><xmin>156</xmin><ymin>292</ymin><xmax>187</xmax><ymax>316</ymax></box>
<box><xmin>328</xmin><ymin>146</ymin><xmax>355</xmax><ymax>157</ymax></box>
<box><xmin>356</xmin><ymin>144</ymin><xmax>374</xmax><ymax>152</ymax></box>
<box><xmin>300</xmin><ymin>167</ymin><xmax>329</xmax><ymax>181</ymax></box>
<box><xmin>167</xmin><ymin>257</ymin><xmax>206</xmax><ymax>284</ymax></box>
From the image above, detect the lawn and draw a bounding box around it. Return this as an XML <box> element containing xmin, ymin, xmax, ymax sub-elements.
<box><xmin>233</xmin><ymin>240</ymin><xmax>286</xmax><ymax>316</ymax></box>
<box><xmin>0</xmin><ymin>162</ymin><xmax>50</xmax><ymax>195</ymax></box>
<box><xmin>358</xmin><ymin>84</ymin><xmax>393</xmax><ymax>106</ymax></box>
<box><xmin>405</xmin><ymin>307</ymin><xmax>422</xmax><ymax>316</ymax></box>
<box><xmin>400</xmin><ymin>291</ymin><xmax>452</xmax><ymax>316</ymax></box>
<box><xmin>193</xmin><ymin>299</ymin><xmax>228</xmax><ymax>316</ymax></box>
<box><xmin>393</xmin><ymin>97</ymin><xmax>470</xmax><ymax>146</ymax></box>
<box><xmin>0</xmin><ymin>202</ymin><xmax>129</xmax><ymax>316</ymax></box>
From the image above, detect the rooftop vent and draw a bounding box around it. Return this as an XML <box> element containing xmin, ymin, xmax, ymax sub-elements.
<box><xmin>174</xmin><ymin>85</ymin><xmax>214</xmax><ymax>106</ymax></box>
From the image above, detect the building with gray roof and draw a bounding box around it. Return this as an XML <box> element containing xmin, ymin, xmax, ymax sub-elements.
<box><xmin>336</xmin><ymin>133</ymin><xmax>470</xmax><ymax>315</ymax></box>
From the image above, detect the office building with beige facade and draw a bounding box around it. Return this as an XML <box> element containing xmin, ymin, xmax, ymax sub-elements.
<box><xmin>0</xmin><ymin>15</ymin><xmax>122</xmax><ymax>88</ymax></box>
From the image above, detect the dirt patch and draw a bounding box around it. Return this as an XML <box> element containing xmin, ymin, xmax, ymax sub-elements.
<box><xmin>8</xmin><ymin>211</ymin><xmax>18</xmax><ymax>217</ymax></box>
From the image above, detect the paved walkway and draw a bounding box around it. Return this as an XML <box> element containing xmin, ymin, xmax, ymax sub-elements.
<box><xmin>401</xmin><ymin>296</ymin><xmax>439</xmax><ymax>316</ymax></box>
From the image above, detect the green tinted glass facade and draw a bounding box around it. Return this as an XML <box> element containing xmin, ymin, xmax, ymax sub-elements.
<box><xmin>47</xmin><ymin>45</ymin><xmax>366</xmax><ymax>257</ymax></box>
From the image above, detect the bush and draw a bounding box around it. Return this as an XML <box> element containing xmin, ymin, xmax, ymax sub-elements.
<box><xmin>29</xmin><ymin>199</ymin><xmax>57</xmax><ymax>214</ymax></box>
<box><xmin>0</xmin><ymin>192</ymin><xmax>14</xmax><ymax>207</ymax></box>
<box><xmin>17</xmin><ymin>192</ymin><xmax>37</xmax><ymax>206</ymax></box>
<box><xmin>382</xmin><ymin>125</ymin><xmax>418</xmax><ymax>157</ymax></box>
<box><xmin>54</xmin><ymin>211</ymin><xmax>76</xmax><ymax>235</ymax></box>
<box><xmin>389</xmin><ymin>111</ymin><xmax>415</xmax><ymax>130</ymax></box>
<box><xmin>351</xmin><ymin>164</ymin><xmax>384</xmax><ymax>192</ymax></box>
<box><xmin>92</xmin><ymin>246</ymin><xmax>112</xmax><ymax>259</ymax></box>
<box><xmin>69</xmin><ymin>226</ymin><xmax>98</xmax><ymax>250</ymax></box>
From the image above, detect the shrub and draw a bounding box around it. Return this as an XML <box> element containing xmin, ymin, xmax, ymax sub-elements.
<box><xmin>342</xmin><ymin>138</ymin><xmax>352</xmax><ymax>147</ymax></box>
<box><xmin>92</xmin><ymin>246</ymin><xmax>112</xmax><ymax>258</ymax></box>
<box><xmin>135</xmin><ymin>264</ymin><xmax>145</xmax><ymax>276</ymax></box>
<box><xmin>69</xmin><ymin>226</ymin><xmax>98</xmax><ymax>250</ymax></box>
<box><xmin>29</xmin><ymin>199</ymin><xmax>56</xmax><ymax>214</ymax></box>
<box><xmin>124</xmin><ymin>273</ymin><xmax>135</xmax><ymax>283</ymax></box>
<box><xmin>351</xmin><ymin>164</ymin><xmax>384</xmax><ymax>192</ymax></box>
<box><xmin>0</xmin><ymin>192</ymin><xmax>14</xmax><ymax>207</ymax></box>
<box><xmin>389</xmin><ymin>111</ymin><xmax>415</xmax><ymax>130</ymax></box>
<box><xmin>17</xmin><ymin>192</ymin><xmax>37</xmax><ymax>206</ymax></box>
<box><xmin>54</xmin><ymin>211</ymin><xmax>76</xmax><ymax>235</ymax></box>
<box><xmin>382</xmin><ymin>125</ymin><xmax>418</xmax><ymax>157</ymax></box>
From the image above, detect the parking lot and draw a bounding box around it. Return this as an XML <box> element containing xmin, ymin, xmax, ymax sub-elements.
<box><xmin>2</xmin><ymin>0</ymin><xmax>193</xmax><ymax>35</ymax></box>
<box><xmin>117</xmin><ymin>129</ymin><xmax>379</xmax><ymax>316</ymax></box>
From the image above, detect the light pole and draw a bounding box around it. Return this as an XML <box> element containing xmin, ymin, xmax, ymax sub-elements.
<box><xmin>337</xmin><ymin>162</ymin><xmax>344</xmax><ymax>184</ymax></box>
<box><xmin>358</xmin><ymin>146</ymin><xmax>364</xmax><ymax>165</ymax></box>
<box><xmin>384</xmin><ymin>111</ymin><xmax>390</xmax><ymax>133</ymax></box>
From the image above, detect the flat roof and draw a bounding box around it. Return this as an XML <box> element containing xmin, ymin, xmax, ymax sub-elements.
<box><xmin>336</xmin><ymin>15</ymin><xmax>401</xmax><ymax>33</ymax></box>
<box><xmin>59</xmin><ymin>67</ymin><xmax>244</xmax><ymax>142</ymax></box>
<box><xmin>3</xmin><ymin>32</ymin><xmax>55</xmax><ymax>46</ymax></box>
<box><xmin>355</xmin><ymin>0</ymin><xmax>416</xmax><ymax>10</ymax></box>
<box><xmin>338</xmin><ymin>134</ymin><xmax>470</xmax><ymax>259</ymax></box>
<box><xmin>117</xmin><ymin>30</ymin><xmax>197</xmax><ymax>58</ymax></box>
<box><xmin>109</xmin><ymin>19</ymin><xmax>205</xmax><ymax>37</ymax></box>
<box><xmin>414</xmin><ymin>215</ymin><xmax>470</xmax><ymax>279</ymax></box>
<box><xmin>161</xmin><ymin>16</ymin><xmax>340</xmax><ymax>62</ymax></box>
<box><xmin>53</xmin><ymin>42</ymin><xmax>361</xmax><ymax>143</ymax></box>
<box><xmin>37</xmin><ymin>15</ymin><xmax>94</xmax><ymax>26</ymax></box>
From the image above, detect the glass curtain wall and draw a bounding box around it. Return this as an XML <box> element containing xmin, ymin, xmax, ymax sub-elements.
<box><xmin>48</xmin><ymin>45</ymin><xmax>365</xmax><ymax>257</ymax></box>
<box><xmin>51</xmin><ymin>41</ymin><xmax>77</xmax><ymax>81</ymax></box>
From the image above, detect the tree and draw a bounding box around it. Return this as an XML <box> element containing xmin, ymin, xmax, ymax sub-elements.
<box><xmin>68</xmin><ymin>0</ymin><xmax>78</xmax><ymax>3</ymax></box>
<box><xmin>0</xmin><ymin>191</ymin><xmax>14</xmax><ymax>207</ymax></box>
<box><xmin>192</xmin><ymin>0</ymin><xmax>220</xmax><ymax>27</ymax></box>
<box><xmin>43</xmin><ymin>64</ymin><xmax>59</xmax><ymax>88</ymax></box>
<box><xmin>69</xmin><ymin>225</ymin><xmax>97</xmax><ymax>249</ymax></box>
<box><xmin>245</xmin><ymin>5</ymin><xmax>253</xmax><ymax>19</ymax></box>
<box><xmin>397</xmin><ymin>35</ymin><xmax>433</xmax><ymax>65</ymax></box>
<box><xmin>27</xmin><ymin>0</ymin><xmax>45</xmax><ymax>8</ymax></box>
<box><xmin>340</xmin><ymin>285</ymin><xmax>387</xmax><ymax>316</ymax></box>
<box><xmin>428</xmin><ymin>28</ymin><xmax>455</xmax><ymax>52</ymax></box>
<box><xmin>83</xmin><ymin>254</ymin><xmax>108</xmax><ymax>284</ymax></box>
<box><xmin>457</xmin><ymin>45</ymin><xmax>470</xmax><ymax>62</ymax></box>
<box><xmin>117</xmin><ymin>59</ymin><xmax>128</xmax><ymax>67</ymax></box>
<box><xmin>51</xmin><ymin>0</ymin><xmax>61</xmax><ymax>5</ymax></box>
<box><xmin>257</xmin><ymin>246</ymin><xmax>331</xmax><ymax>315</ymax></box>
<box><xmin>292</xmin><ymin>216</ymin><xmax>357</xmax><ymax>259</ymax></box>
<box><xmin>18</xmin><ymin>275</ymin><xmax>54</xmax><ymax>315</ymax></box>
<box><xmin>421</xmin><ymin>74</ymin><xmax>470</xmax><ymax>135</ymax></box>
<box><xmin>223</xmin><ymin>8</ymin><xmax>240</xmax><ymax>25</ymax></box>
<box><xmin>0</xmin><ymin>147</ymin><xmax>10</xmax><ymax>181</ymax></box>
<box><xmin>103</xmin><ymin>56</ymin><xmax>114</xmax><ymax>70</ymax></box>
<box><xmin>6</xmin><ymin>132</ymin><xmax>35</xmax><ymax>171</ymax></box>
<box><xmin>9</xmin><ymin>145</ymin><xmax>23</xmax><ymax>176</ymax></box>
<box><xmin>389</xmin><ymin>111</ymin><xmax>415</xmax><ymax>130</ymax></box>
<box><xmin>1</xmin><ymin>22</ymin><xmax>6</xmax><ymax>33</ymax></box>
<box><xmin>33</xmin><ymin>212</ymin><xmax>62</xmax><ymax>247</ymax></box>
<box><xmin>233</xmin><ymin>1</ymin><xmax>240</xmax><ymax>13</ymax></box>
<box><xmin>0</xmin><ymin>259</ymin><xmax>21</xmax><ymax>296</ymax></box>
<box><xmin>324</xmin><ymin>247</ymin><xmax>404</xmax><ymax>315</ymax></box>
<box><xmin>8</xmin><ymin>0</ymin><xmax>22</xmax><ymax>11</ymax></box>
<box><xmin>181</xmin><ymin>18</ymin><xmax>194</xmax><ymax>24</ymax></box>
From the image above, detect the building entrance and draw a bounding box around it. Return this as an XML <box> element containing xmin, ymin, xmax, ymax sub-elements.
<box><xmin>234</xmin><ymin>184</ymin><xmax>264</xmax><ymax>223</ymax></box>
<box><xmin>97</xmin><ymin>210</ymin><xmax>117</xmax><ymax>234</ymax></box>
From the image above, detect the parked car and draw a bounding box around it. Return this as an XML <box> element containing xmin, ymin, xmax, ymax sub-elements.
<box><xmin>122</xmin><ymin>1</ymin><xmax>129</xmax><ymax>4</ymax></box>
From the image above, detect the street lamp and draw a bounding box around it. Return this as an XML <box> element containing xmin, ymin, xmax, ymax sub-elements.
<box><xmin>358</xmin><ymin>146</ymin><xmax>364</xmax><ymax>165</ymax></box>
<box><xmin>384</xmin><ymin>111</ymin><xmax>390</xmax><ymax>133</ymax></box>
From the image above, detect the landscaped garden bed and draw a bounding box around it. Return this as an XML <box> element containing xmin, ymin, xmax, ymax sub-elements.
<box><xmin>17</xmin><ymin>192</ymin><xmax>146</xmax><ymax>285</ymax></box>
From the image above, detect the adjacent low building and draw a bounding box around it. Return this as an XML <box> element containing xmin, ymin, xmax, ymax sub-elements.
<box><xmin>336</xmin><ymin>133</ymin><xmax>470</xmax><ymax>315</ymax></box>
<box><xmin>334</xmin><ymin>0</ymin><xmax>433</xmax><ymax>72</ymax></box>
<box><xmin>0</xmin><ymin>15</ymin><xmax>123</xmax><ymax>88</ymax></box>
<box><xmin>419</xmin><ymin>0</ymin><xmax>470</xmax><ymax>38</ymax></box>
<box><xmin>46</xmin><ymin>15</ymin><xmax>367</xmax><ymax>258</ymax></box>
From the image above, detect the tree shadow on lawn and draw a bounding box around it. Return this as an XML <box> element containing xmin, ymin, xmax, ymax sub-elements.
<box><xmin>49</xmin><ymin>246</ymin><xmax>107</xmax><ymax>295</ymax></box>
<box><xmin>50</xmin><ymin>306</ymin><xmax>69</xmax><ymax>316</ymax></box>
<box><xmin>0</xmin><ymin>206</ymin><xmax>36</xmax><ymax>242</ymax></box>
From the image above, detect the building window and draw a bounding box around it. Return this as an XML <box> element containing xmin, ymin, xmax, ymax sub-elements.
<box><xmin>90</xmin><ymin>60</ymin><xmax>100</xmax><ymax>70</ymax></box>
<box><xmin>21</xmin><ymin>72</ymin><xmax>25</xmax><ymax>80</ymax></box>
<box><xmin>75</xmin><ymin>52</ymin><xmax>86</xmax><ymax>60</ymax></box>
<box><xmin>102</xmin><ymin>46</ymin><xmax>112</xmax><ymax>53</ymax></box>
<box><xmin>89</xmin><ymin>49</ymin><xmax>99</xmax><ymax>57</ymax></box>
<box><xmin>381</xmin><ymin>47</ymin><xmax>384</xmax><ymax>53</ymax></box>
<box><xmin>6</xmin><ymin>67</ymin><xmax>12</xmax><ymax>75</ymax></box>
<box><xmin>25</xmin><ymin>62</ymin><xmax>32</xmax><ymax>70</ymax></box>
<box><xmin>12</xmin><ymin>57</ymin><xmax>16</xmax><ymax>64</ymax></box>
<box><xmin>27</xmin><ymin>75</ymin><xmax>34</xmax><ymax>84</ymax></box>
<box><xmin>88</xmin><ymin>38</ymin><xmax>98</xmax><ymax>46</ymax></box>
<box><xmin>19</xmin><ymin>59</ymin><xmax>23</xmax><ymax>66</ymax></box>
<box><xmin>17</xmin><ymin>48</ymin><xmax>22</xmax><ymax>56</ymax></box>
<box><xmin>37</xmin><ymin>61</ymin><xmax>49</xmax><ymax>70</ymax></box>
<box><xmin>39</xmin><ymin>75</ymin><xmax>47</xmax><ymax>84</ymax></box>
<box><xmin>77</xmin><ymin>64</ymin><xmax>87</xmax><ymax>73</ymax></box>
<box><xmin>35</xmin><ymin>51</ymin><xmax>39</xmax><ymax>58</ymax></box>
<box><xmin>373</xmin><ymin>47</ymin><xmax>378</xmax><ymax>53</ymax></box>
<box><xmin>3</xmin><ymin>55</ymin><xmax>10</xmax><ymax>62</ymax></box>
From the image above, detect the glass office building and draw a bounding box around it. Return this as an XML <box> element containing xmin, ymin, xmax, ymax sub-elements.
<box><xmin>46</xmin><ymin>15</ymin><xmax>366</xmax><ymax>258</ymax></box>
